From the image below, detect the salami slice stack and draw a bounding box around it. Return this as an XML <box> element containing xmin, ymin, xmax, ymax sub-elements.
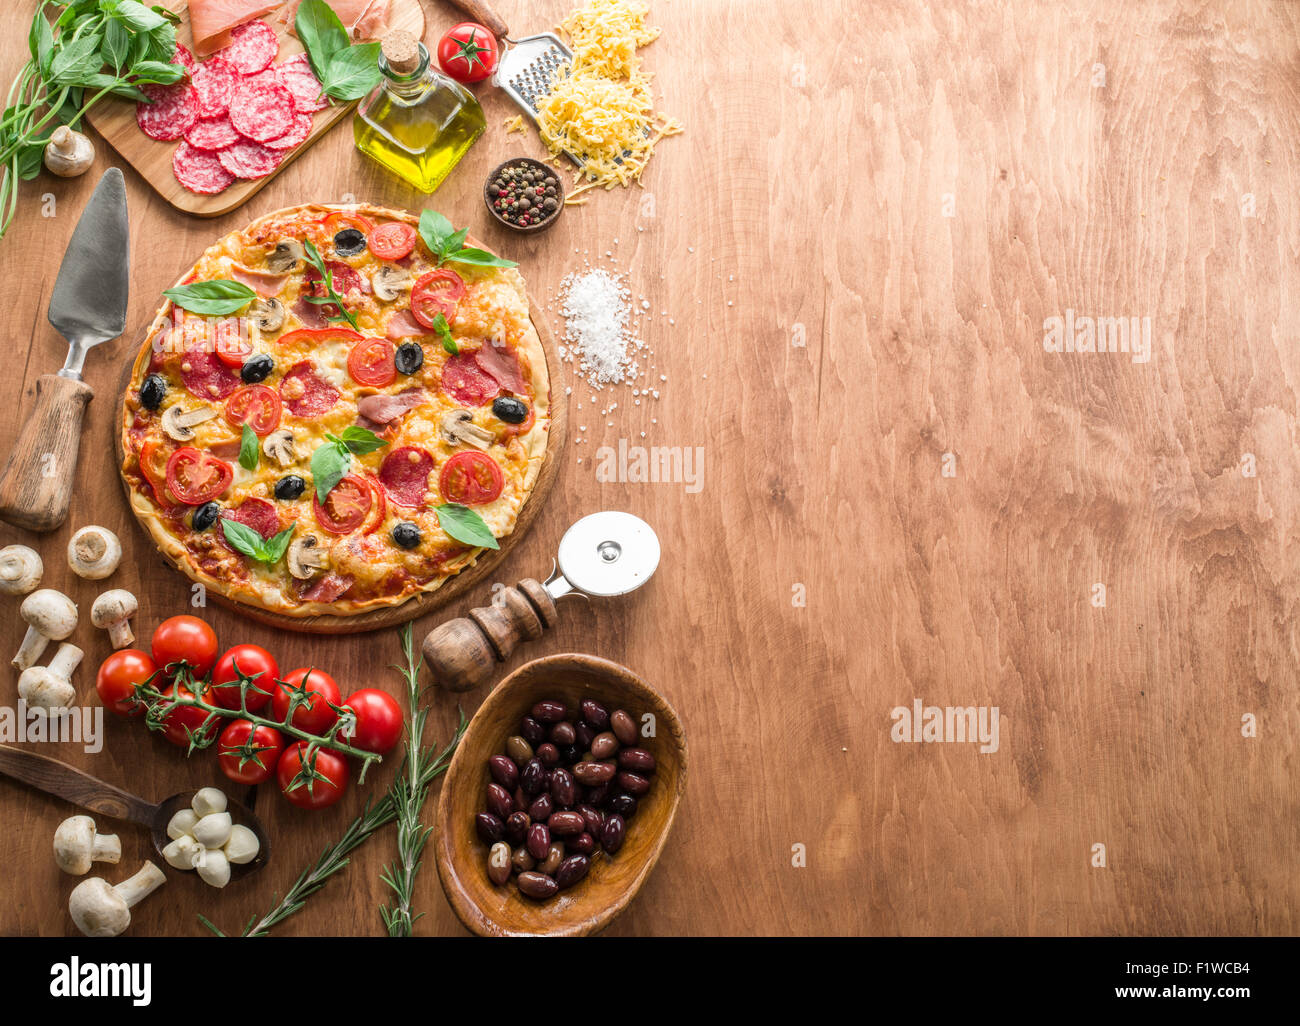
<box><xmin>134</xmin><ymin>17</ymin><xmax>334</xmax><ymax>195</ymax></box>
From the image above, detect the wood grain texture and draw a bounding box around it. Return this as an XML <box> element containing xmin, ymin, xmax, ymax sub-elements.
<box><xmin>83</xmin><ymin>0</ymin><xmax>426</xmax><ymax>217</ymax></box>
<box><xmin>0</xmin><ymin>374</ymin><xmax>94</xmax><ymax>532</ymax></box>
<box><xmin>0</xmin><ymin>0</ymin><xmax>1297</xmax><ymax>936</ymax></box>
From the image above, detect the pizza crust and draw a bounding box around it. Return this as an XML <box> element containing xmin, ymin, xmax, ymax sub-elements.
<box><xmin>120</xmin><ymin>202</ymin><xmax>553</xmax><ymax>618</ymax></box>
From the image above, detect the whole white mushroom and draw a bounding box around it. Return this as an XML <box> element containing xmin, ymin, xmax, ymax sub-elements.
<box><xmin>67</xmin><ymin>526</ymin><xmax>121</xmax><ymax>580</ymax></box>
<box><xmin>52</xmin><ymin>815</ymin><xmax>121</xmax><ymax>876</ymax></box>
<box><xmin>0</xmin><ymin>545</ymin><xmax>42</xmax><ymax>595</ymax></box>
<box><xmin>68</xmin><ymin>861</ymin><xmax>166</xmax><ymax>937</ymax></box>
<box><xmin>18</xmin><ymin>643</ymin><xmax>83</xmax><ymax>713</ymax></box>
<box><xmin>12</xmin><ymin>590</ymin><xmax>77</xmax><ymax>670</ymax></box>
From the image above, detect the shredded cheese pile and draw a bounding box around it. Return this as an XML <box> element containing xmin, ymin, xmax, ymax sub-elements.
<box><xmin>536</xmin><ymin>0</ymin><xmax>682</xmax><ymax>193</ymax></box>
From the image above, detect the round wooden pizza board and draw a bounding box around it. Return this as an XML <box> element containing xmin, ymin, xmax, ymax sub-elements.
<box><xmin>114</xmin><ymin>288</ymin><xmax>568</xmax><ymax>636</ymax></box>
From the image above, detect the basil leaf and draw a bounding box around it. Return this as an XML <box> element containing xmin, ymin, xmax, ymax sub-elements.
<box><xmin>164</xmin><ymin>279</ymin><xmax>257</xmax><ymax>316</ymax></box>
<box><xmin>418</xmin><ymin>209</ymin><xmax>454</xmax><ymax>259</ymax></box>
<box><xmin>101</xmin><ymin>18</ymin><xmax>130</xmax><ymax>71</ymax></box>
<box><xmin>333</xmin><ymin>425</ymin><xmax>387</xmax><ymax>455</ymax></box>
<box><xmin>16</xmin><ymin>143</ymin><xmax>44</xmax><ymax>181</ymax></box>
<box><xmin>444</xmin><ymin>226</ymin><xmax>469</xmax><ymax>254</ymax></box>
<box><xmin>111</xmin><ymin>0</ymin><xmax>168</xmax><ymax>33</ymax></box>
<box><xmin>132</xmin><ymin>59</ymin><xmax>185</xmax><ymax>84</ymax></box>
<box><xmin>220</xmin><ymin>519</ymin><xmax>266</xmax><ymax>560</ymax></box>
<box><xmin>310</xmin><ymin>441</ymin><xmax>350</xmax><ymax>503</ymax></box>
<box><xmin>445</xmin><ymin>247</ymin><xmax>518</xmax><ymax>269</ymax></box>
<box><xmin>29</xmin><ymin>11</ymin><xmax>54</xmax><ymax>72</ymax></box>
<box><xmin>436</xmin><ymin>504</ymin><xmax>499</xmax><ymax>550</ymax></box>
<box><xmin>261</xmin><ymin>526</ymin><xmax>296</xmax><ymax>562</ymax></box>
<box><xmin>49</xmin><ymin>34</ymin><xmax>103</xmax><ymax>85</ymax></box>
<box><xmin>324</xmin><ymin>43</ymin><xmax>381</xmax><ymax>101</ymax></box>
<box><xmin>432</xmin><ymin>312</ymin><xmax>457</xmax><ymax>355</ymax></box>
<box><xmin>295</xmin><ymin>0</ymin><xmax>351</xmax><ymax>83</ymax></box>
<box><xmin>239</xmin><ymin>424</ymin><xmax>259</xmax><ymax>472</ymax></box>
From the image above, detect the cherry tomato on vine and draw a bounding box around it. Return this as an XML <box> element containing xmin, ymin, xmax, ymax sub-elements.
<box><xmin>158</xmin><ymin>682</ymin><xmax>212</xmax><ymax>748</ymax></box>
<box><xmin>151</xmin><ymin>615</ymin><xmax>219</xmax><ymax>678</ymax></box>
<box><xmin>277</xmin><ymin>742</ymin><xmax>350</xmax><ymax>809</ymax></box>
<box><xmin>95</xmin><ymin>649</ymin><xmax>156</xmax><ymax>718</ymax></box>
<box><xmin>271</xmin><ymin>668</ymin><xmax>342</xmax><ymax>735</ymax></box>
<box><xmin>218</xmin><ymin>719</ymin><xmax>284</xmax><ymax>786</ymax></box>
<box><xmin>339</xmin><ymin>688</ymin><xmax>404</xmax><ymax>755</ymax></box>
<box><xmin>209</xmin><ymin>644</ymin><xmax>279</xmax><ymax>712</ymax></box>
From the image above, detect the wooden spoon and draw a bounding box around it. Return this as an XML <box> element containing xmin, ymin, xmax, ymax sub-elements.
<box><xmin>0</xmin><ymin>744</ymin><xmax>269</xmax><ymax>880</ymax></box>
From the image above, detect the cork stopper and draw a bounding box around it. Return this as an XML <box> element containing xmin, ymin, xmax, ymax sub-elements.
<box><xmin>381</xmin><ymin>30</ymin><xmax>422</xmax><ymax>75</ymax></box>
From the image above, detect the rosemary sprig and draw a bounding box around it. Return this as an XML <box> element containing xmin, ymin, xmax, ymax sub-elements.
<box><xmin>302</xmin><ymin>238</ymin><xmax>359</xmax><ymax>329</ymax></box>
<box><xmin>378</xmin><ymin>624</ymin><xmax>438</xmax><ymax>936</ymax></box>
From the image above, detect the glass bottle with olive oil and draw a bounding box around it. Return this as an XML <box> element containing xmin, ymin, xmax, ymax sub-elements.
<box><xmin>354</xmin><ymin>30</ymin><xmax>485</xmax><ymax>193</ymax></box>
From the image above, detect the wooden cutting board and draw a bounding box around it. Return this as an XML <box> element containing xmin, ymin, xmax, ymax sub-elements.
<box><xmin>83</xmin><ymin>0</ymin><xmax>426</xmax><ymax>218</ymax></box>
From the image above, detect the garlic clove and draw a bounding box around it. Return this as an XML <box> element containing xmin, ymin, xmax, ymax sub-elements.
<box><xmin>191</xmin><ymin>787</ymin><xmax>227</xmax><ymax>818</ymax></box>
<box><xmin>196</xmin><ymin>849</ymin><xmax>231</xmax><ymax>888</ymax></box>
<box><xmin>166</xmin><ymin>808</ymin><xmax>199</xmax><ymax>840</ymax></box>
<box><xmin>223</xmin><ymin>824</ymin><xmax>260</xmax><ymax>865</ymax></box>
<box><xmin>192</xmin><ymin>811</ymin><xmax>232</xmax><ymax>849</ymax></box>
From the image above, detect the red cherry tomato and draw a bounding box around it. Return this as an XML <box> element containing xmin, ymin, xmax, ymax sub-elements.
<box><xmin>95</xmin><ymin>649</ymin><xmax>156</xmax><ymax>718</ymax></box>
<box><xmin>436</xmin><ymin>22</ymin><xmax>499</xmax><ymax>84</ymax></box>
<box><xmin>151</xmin><ymin>615</ymin><xmax>219</xmax><ymax>678</ymax></box>
<box><xmin>209</xmin><ymin>644</ymin><xmax>279</xmax><ymax>712</ymax></box>
<box><xmin>340</xmin><ymin>688</ymin><xmax>404</xmax><ymax>755</ymax></box>
<box><xmin>410</xmin><ymin>268</ymin><xmax>465</xmax><ymax>328</ymax></box>
<box><xmin>439</xmin><ymin>451</ymin><xmax>503</xmax><ymax>505</ymax></box>
<box><xmin>277</xmin><ymin>742</ymin><xmax>350</xmax><ymax>809</ymax></box>
<box><xmin>218</xmin><ymin>719</ymin><xmax>284</xmax><ymax>785</ymax></box>
<box><xmin>224</xmin><ymin>384</ymin><xmax>283</xmax><ymax>436</ymax></box>
<box><xmin>347</xmin><ymin>337</ymin><xmax>397</xmax><ymax>387</ymax></box>
<box><xmin>165</xmin><ymin>447</ymin><xmax>232</xmax><ymax>505</ymax></box>
<box><xmin>159</xmin><ymin>682</ymin><xmax>213</xmax><ymax>747</ymax></box>
<box><xmin>272</xmin><ymin>668</ymin><xmax>342</xmax><ymax>735</ymax></box>
<box><xmin>213</xmin><ymin>321</ymin><xmax>252</xmax><ymax>368</ymax></box>
<box><xmin>313</xmin><ymin>473</ymin><xmax>374</xmax><ymax>535</ymax></box>
<box><xmin>368</xmin><ymin>221</ymin><xmax>416</xmax><ymax>260</ymax></box>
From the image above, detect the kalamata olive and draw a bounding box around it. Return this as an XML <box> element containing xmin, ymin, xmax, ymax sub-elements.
<box><xmin>492</xmin><ymin>395</ymin><xmax>528</xmax><ymax>424</ymax></box>
<box><xmin>528</xmin><ymin>793</ymin><xmax>553</xmax><ymax>822</ymax></box>
<box><xmin>512</xmin><ymin>846</ymin><xmax>535</xmax><ymax>873</ymax></box>
<box><xmin>617</xmin><ymin>771</ymin><xmax>651</xmax><ymax>796</ymax></box>
<box><xmin>520</xmin><ymin>717</ymin><xmax>546</xmax><ymax>745</ymax></box>
<box><xmin>578</xmin><ymin>805</ymin><xmax>604</xmax><ymax>835</ymax></box>
<box><xmin>540</xmin><ymin>842</ymin><xmax>564</xmax><ymax>876</ymax></box>
<box><xmin>566</xmin><ymin>833</ymin><xmax>595</xmax><ymax>857</ymax></box>
<box><xmin>521</xmin><ymin>757</ymin><xmax>547</xmax><ymax>795</ymax></box>
<box><xmin>601</xmin><ymin>814</ymin><xmax>626</xmax><ymax>854</ymax></box>
<box><xmin>550</xmin><ymin>768</ymin><xmax>576</xmax><ymax>808</ymax></box>
<box><xmin>536</xmin><ymin>742</ymin><xmax>560</xmax><ymax>767</ymax></box>
<box><xmin>486</xmin><ymin>782</ymin><xmax>513</xmax><ymax>820</ymax></box>
<box><xmin>394</xmin><ymin>341</ymin><xmax>424</xmax><ymax>375</ymax></box>
<box><xmin>526</xmin><ymin>822</ymin><xmax>551</xmax><ymax>861</ymax></box>
<box><xmin>618</xmin><ymin>748</ymin><xmax>656</xmax><ymax>774</ymax></box>
<box><xmin>610</xmin><ymin>709</ymin><xmax>637</xmax><ymax>745</ymax></box>
<box><xmin>139</xmin><ymin>373</ymin><xmax>166</xmax><ymax>410</ymax></box>
<box><xmin>475</xmin><ymin>812</ymin><xmax>504</xmax><ymax>844</ymax></box>
<box><xmin>241</xmin><ymin>352</ymin><xmax>274</xmax><ymax>384</ymax></box>
<box><xmin>575</xmin><ymin>721</ymin><xmax>596</xmax><ymax>749</ymax></box>
<box><xmin>608</xmin><ymin>794</ymin><xmax>638</xmax><ymax>819</ymax></box>
<box><xmin>505</xmin><ymin>811</ymin><xmax>530</xmax><ymax>843</ymax></box>
<box><xmin>489</xmin><ymin>754</ymin><xmax>519</xmax><ymax>790</ymax></box>
<box><xmin>274</xmin><ymin>475</ymin><xmax>306</xmax><ymax>501</ymax></box>
<box><xmin>191</xmin><ymin>502</ymin><xmax>220</xmax><ymax>531</ymax></box>
<box><xmin>555</xmin><ymin>854</ymin><xmax>591</xmax><ymax>889</ymax></box>
<box><xmin>573</xmin><ymin>760</ymin><xmax>616</xmax><ymax>785</ymax></box>
<box><xmin>532</xmin><ymin>699</ymin><xmax>567</xmax><ymax>723</ymax></box>
<box><xmin>487</xmin><ymin>842</ymin><xmax>511</xmax><ymax>885</ymax></box>
<box><xmin>548</xmin><ymin>811</ymin><xmax>585</xmax><ymax>836</ymax></box>
<box><xmin>517</xmin><ymin>871</ymin><xmax>559</xmax><ymax>900</ymax></box>
<box><xmin>590</xmin><ymin>731</ymin><xmax>618</xmax><ymax>760</ymax></box>
<box><xmin>512</xmin><ymin>786</ymin><xmax>529</xmax><ymax>812</ymax></box>
<box><xmin>333</xmin><ymin>227</ymin><xmax>367</xmax><ymax>256</ymax></box>
<box><xmin>559</xmin><ymin>743</ymin><xmax>581</xmax><ymax>764</ymax></box>
<box><xmin>505</xmin><ymin>736</ymin><xmax>533</xmax><ymax>767</ymax></box>
<box><xmin>391</xmin><ymin>521</ymin><xmax>420</xmax><ymax>549</ymax></box>
<box><xmin>549</xmin><ymin>720</ymin><xmax>576</xmax><ymax>746</ymax></box>
<box><xmin>585</xmin><ymin>782</ymin><xmax>612</xmax><ymax>807</ymax></box>
<box><xmin>580</xmin><ymin>699</ymin><xmax>609</xmax><ymax>730</ymax></box>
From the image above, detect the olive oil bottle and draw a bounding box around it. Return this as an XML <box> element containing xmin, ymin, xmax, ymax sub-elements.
<box><xmin>354</xmin><ymin>30</ymin><xmax>485</xmax><ymax>193</ymax></box>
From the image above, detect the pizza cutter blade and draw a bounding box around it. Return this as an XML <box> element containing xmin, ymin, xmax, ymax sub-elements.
<box><xmin>421</xmin><ymin>512</ymin><xmax>660</xmax><ymax>691</ymax></box>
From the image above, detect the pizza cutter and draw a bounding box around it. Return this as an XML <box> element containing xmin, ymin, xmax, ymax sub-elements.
<box><xmin>421</xmin><ymin>512</ymin><xmax>660</xmax><ymax>691</ymax></box>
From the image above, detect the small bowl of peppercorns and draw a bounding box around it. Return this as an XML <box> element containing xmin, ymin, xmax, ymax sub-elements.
<box><xmin>484</xmin><ymin>157</ymin><xmax>564</xmax><ymax>233</ymax></box>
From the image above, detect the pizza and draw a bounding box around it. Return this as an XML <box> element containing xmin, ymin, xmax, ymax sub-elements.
<box><xmin>119</xmin><ymin>203</ymin><xmax>551</xmax><ymax>619</ymax></box>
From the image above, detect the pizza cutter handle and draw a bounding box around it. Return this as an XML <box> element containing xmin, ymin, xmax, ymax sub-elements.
<box><xmin>442</xmin><ymin>0</ymin><xmax>509</xmax><ymax>39</ymax></box>
<box><xmin>0</xmin><ymin>373</ymin><xmax>93</xmax><ymax>533</ymax></box>
<box><xmin>421</xmin><ymin>578</ymin><xmax>557</xmax><ymax>692</ymax></box>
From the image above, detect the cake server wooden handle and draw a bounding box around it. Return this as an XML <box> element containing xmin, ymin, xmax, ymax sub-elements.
<box><xmin>0</xmin><ymin>373</ymin><xmax>93</xmax><ymax>533</ymax></box>
<box><xmin>422</xmin><ymin>578</ymin><xmax>558</xmax><ymax>691</ymax></box>
<box><xmin>443</xmin><ymin>0</ymin><xmax>508</xmax><ymax>39</ymax></box>
<box><xmin>0</xmin><ymin>744</ymin><xmax>157</xmax><ymax>825</ymax></box>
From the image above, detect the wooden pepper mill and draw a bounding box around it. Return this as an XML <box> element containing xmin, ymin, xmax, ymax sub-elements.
<box><xmin>421</xmin><ymin>513</ymin><xmax>661</xmax><ymax>692</ymax></box>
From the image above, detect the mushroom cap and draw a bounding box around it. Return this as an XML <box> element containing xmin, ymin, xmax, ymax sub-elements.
<box><xmin>0</xmin><ymin>545</ymin><xmax>43</xmax><ymax>594</ymax></box>
<box><xmin>53</xmin><ymin>815</ymin><xmax>96</xmax><ymax>875</ymax></box>
<box><xmin>18</xmin><ymin>665</ymin><xmax>75</xmax><ymax>711</ymax></box>
<box><xmin>91</xmin><ymin>589</ymin><xmax>138</xmax><ymax>628</ymax></box>
<box><xmin>68</xmin><ymin>526</ymin><xmax>123</xmax><ymax>580</ymax></box>
<box><xmin>68</xmin><ymin>877</ymin><xmax>129</xmax><ymax>937</ymax></box>
<box><xmin>20</xmin><ymin>589</ymin><xmax>78</xmax><ymax>635</ymax></box>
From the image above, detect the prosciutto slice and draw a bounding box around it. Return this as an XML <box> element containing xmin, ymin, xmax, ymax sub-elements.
<box><xmin>357</xmin><ymin>387</ymin><xmax>426</xmax><ymax>427</ymax></box>
<box><xmin>190</xmin><ymin>0</ymin><xmax>285</xmax><ymax>57</ymax></box>
<box><xmin>474</xmin><ymin>341</ymin><xmax>527</xmax><ymax>394</ymax></box>
<box><xmin>229</xmin><ymin>263</ymin><xmax>289</xmax><ymax>297</ymax></box>
<box><xmin>384</xmin><ymin>309</ymin><xmax>425</xmax><ymax>340</ymax></box>
<box><xmin>281</xmin><ymin>0</ymin><xmax>390</xmax><ymax>40</ymax></box>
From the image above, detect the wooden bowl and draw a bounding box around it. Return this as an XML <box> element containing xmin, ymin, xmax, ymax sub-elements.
<box><xmin>435</xmin><ymin>653</ymin><xmax>687</xmax><ymax>936</ymax></box>
<box><xmin>483</xmin><ymin>157</ymin><xmax>565</xmax><ymax>234</ymax></box>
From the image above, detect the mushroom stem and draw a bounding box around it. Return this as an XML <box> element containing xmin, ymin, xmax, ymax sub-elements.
<box><xmin>47</xmin><ymin>642</ymin><xmax>83</xmax><ymax>680</ymax></box>
<box><xmin>14</xmin><ymin>624</ymin><xmax>48</xmax><ymax>669</ymax></box>
<box><xmin>115</xmin><ymin>861</ymin><xmax>166</xmax><ymax>909</ymax></box>
<box><xmin>91</xmin><ymin>832</ymin><xmax>121</xmax><ymax>864</ymax></box>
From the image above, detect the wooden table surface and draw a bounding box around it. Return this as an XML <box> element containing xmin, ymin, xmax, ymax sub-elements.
<box><xmin>1</xmin><ymin>0</ymin><xmax>1297</xmax><ymax>937</ymax></box>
